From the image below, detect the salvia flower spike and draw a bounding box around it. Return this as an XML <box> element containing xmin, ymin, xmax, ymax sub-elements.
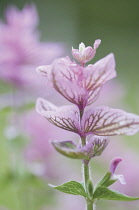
<box><xmin>36</xmin><ymin>40</ymin><xmax>139</xmax><ymax>210</ymax></box>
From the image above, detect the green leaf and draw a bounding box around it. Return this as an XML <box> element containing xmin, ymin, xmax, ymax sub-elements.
<box><xmin>93</xmin><ymin>186</ymin><xmax>139</xmax><ymax>201</ymax></box>
<box><xmin>49</xmin><ymin>181</ymin><xmax>87</xmax><ymax>197</ymax></box>
<box><xmin>96</xmin><ymin>172</ymin><xmax>117</xmax><ymax>188</ymax></box>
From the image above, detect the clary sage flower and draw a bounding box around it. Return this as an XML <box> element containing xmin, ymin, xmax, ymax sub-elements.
<box><xmin>36</xmin><ymin>40</ymin><xmax>139</xmax><ymax>210</ymax></box>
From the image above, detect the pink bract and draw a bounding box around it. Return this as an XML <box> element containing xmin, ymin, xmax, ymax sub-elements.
<box><xmin>36</xmin><ymin>98</ymin><xmax>80</xmax><ymax>134</ymax></box>
<box><xmin>82</xmin><ymin>106</ymin><xmax>139</xmax><ymax>136</ymax></box>
<box><xmin>36</xmin><ymin>98</ymin><xmax>139</xmax><ymax>137</ymax></box>
<box><xmin>37</xmin><ymin>53</ymin><xmax>116</xmax><ymax>109</ymax></box>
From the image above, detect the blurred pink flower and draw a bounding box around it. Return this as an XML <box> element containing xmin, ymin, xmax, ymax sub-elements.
<box><xmin>0</xmin><ymin>4</ymin><xmax>64</xmax><ymax>88</ymax></box>
<box><xmin>21</xmin><ymin>110</ymin><xmax>76</xmax><ymax>178</ymax></box>
<box><xmin>93</xmin><ymin>80</ymin><xmax>125</xmax><ymax>108</ymax></box>
<box><xmin>4</xmin><ymin>4</ymin><xmax>38</xmax><ymax>29</ymax></box>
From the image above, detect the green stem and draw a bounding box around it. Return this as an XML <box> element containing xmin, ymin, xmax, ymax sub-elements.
<box><xmin>79</xmin><ymin>109</ymin><xmax>94</xmax><ymax>210</ymax></box>
<box><xmin>81</xmin><ymin>137</ymin><xmax>94</xmax><ymax>210</ymax></box>
<box><xmin>86</xmin><ymin>200</ymin><xmax>94</xmax><ymax>210</ymax></box>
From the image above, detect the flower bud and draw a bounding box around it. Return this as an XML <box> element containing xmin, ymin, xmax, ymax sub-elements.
<box><xmin>72</xmin><ymin>39</ymin><xmax>101</xmax><ymax>65</ymax></box>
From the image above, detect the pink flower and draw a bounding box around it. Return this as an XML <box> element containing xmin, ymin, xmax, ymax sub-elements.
<box><xmin>0</xmin><ymin>4</ymin><xmax>64</xmax><ymax>88</ymax></box>
<box><xmin>110</xmin><ymin>157</ymin><xmax>126</xmax><ymax>184</ymax></box>
<box><xmin>102</xmin><ymin>140</ymin><xmax>139</xmax><ymax>196</ymax></box>
<box><xmin>72</xmin><ymin>40</ymin><xmax>101</xmax><ymax>64</ymax></box>
<box><xmin>36</xmin><ymin>98</ymin><xmax>139</xmax><ymax>137</ymax></box>
<box><xmin>37</xmin><ymin>53</ymin><xmax>116</xmax><ymax>109</ymax></box>
<box><xmin>4</xmin><ymin>4</ymin><xmax>38</xmax><ymax>30</ymax></box>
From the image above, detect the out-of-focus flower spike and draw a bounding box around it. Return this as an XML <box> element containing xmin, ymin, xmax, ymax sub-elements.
<box><xmin>5</xmin><ymin>4</ymin><xmax>38</xmax><ymax>29</ymax></box>
<box><xmin>110</xmin><ymin>157</ymin><xmax>126</xmax><ymax>185</ymax></box>
<box><xmin>0</xmin><ymin>5</ymin><xmax>64</xmax><ymax>88</ymax></box>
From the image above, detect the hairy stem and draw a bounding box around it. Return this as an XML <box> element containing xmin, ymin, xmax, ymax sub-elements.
<box><xmin>86</xmin><ymin>200</ymin><xmax>94</xmax><ymax>210</ymax></box>
<box><xmin>80</xmin><ymin>109</ymin><xmax>94</xmax><ymax>210</ymax></box>
<box><xmin>81</xmin><ymin>137</ymin><xmax>93</xmax><ymax>210</ymax></box>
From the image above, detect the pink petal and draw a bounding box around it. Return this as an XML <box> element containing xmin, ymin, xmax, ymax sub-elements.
<box><xmin>113</xmin><ymin>174</ymin><xmax>126</xmax><ymax>185</ymax></box>
<box><xmin>82</xmin><ymin>46</ymin><xmax>96</xmax><ymax>63</ymax></box>
<box><xmin>36</xmin><ymin>98</ymin><xmax>80</xmax><ymax>133</ymax></box>
<box><xmin>82</xmin><ymin>106</ymin><xmax>139</xmax><ymax>136</ymax></box>
<box><xmin>71</xmin><ymin>49</ymin><xmax>83</xmax><ymax>63</ymax></box>
<box><xmin>110</xmin><ymin>157</ymin><xmax>123</xmax><ymax>174</ymax></box>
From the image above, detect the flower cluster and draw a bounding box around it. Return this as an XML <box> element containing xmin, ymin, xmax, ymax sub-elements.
<box><xmin>36</xmin><ymin>40</ymin><xmax>139</xmax><ymax>161</ymax></box>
